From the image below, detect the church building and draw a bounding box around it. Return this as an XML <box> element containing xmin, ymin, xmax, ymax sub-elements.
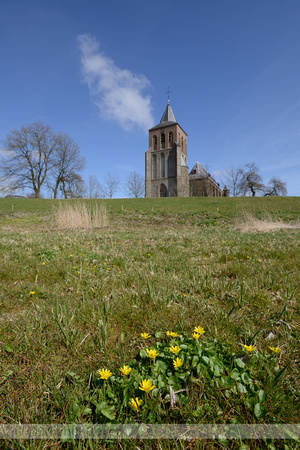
<box><xmin>145</xmin><ymin>101</ymin><xmax>230</xmax><ymax>198</ymax></box>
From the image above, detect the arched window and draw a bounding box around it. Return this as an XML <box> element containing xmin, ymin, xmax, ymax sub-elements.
<box><xmin>161</xmin><ymin>153</ymin><xmax>165</xmax><ymax>178</ymax></box>
<box><xmin>153</xmin><ymin>135</ymin><xmax>157</xmax><ymax>150</ymax></box>
<box><xmin>181</xmin><ymin>136</ymin><xmax>183</xmax><ymax>149</ymax></box>
<box><xmin>152</xmin><ymin>154</ymin><xmax>157</xmax><ymax>179</ymax></box>
<box><xmin>160</xmin><ymin>184</ymin><xmax>167</xmax><ymax>197</ymax></box>
<box><xmin>161</xmin><ymin>132</ymin><xmax>165</xmax><ymax>150</ymax></box>
<box><xmin>168</xmin><ymin>131</ymin><xmax>173</xmax><ymax>147</ymax></box>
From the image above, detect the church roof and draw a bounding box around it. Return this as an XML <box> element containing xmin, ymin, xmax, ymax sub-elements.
<box><xmin>149</xmin><ymin>101</ymin><xmax>178</xmax><ymax>131</ymax></box>
<box><xmin>189</xmin><ymin>162</ymin><xmax>208</xmax><ymax>178</ymax></box>
<box><xmin>160</xmin><ymin>101</ymin><xmax>177</xmax><ymax>124</ymax></box>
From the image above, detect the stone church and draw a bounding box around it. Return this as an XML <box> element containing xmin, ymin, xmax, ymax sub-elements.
<box><xmin>145</xmin><ymin>101</ymin><xmax>230</xmax><ymax>198</ymax></box>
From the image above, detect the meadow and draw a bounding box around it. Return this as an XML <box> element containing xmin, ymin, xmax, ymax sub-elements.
<box><xmin>0</xmin><ymin>197</ymin><xmax>299</xmax><ymax>449</ymax></box>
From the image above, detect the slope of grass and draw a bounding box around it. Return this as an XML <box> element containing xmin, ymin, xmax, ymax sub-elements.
<box><xmin>0</xmin><ymin>197</ymin><xmax>299</xmax><ymax>449</ymax></box>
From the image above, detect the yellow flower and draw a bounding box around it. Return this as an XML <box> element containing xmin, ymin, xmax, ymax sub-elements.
<box><xmin>146</xmin><ymin>348</ymin><xmax>159</xmax><ymax>359</ymax></box>
<box><xmin>173</xmin><ymin>357</ymin><xmax>183</xmax><ymax>368</ymax></box>
<box><xmin>29</xmin><ymin>291</ymin><xmax>35</xmax><ymax>295</ymax></box>
<box><xmin>139</xmin><ymin>379</ymin><xmax>155</xmax><ymax>394</ymax></box>
<box><xmin>169</xmin><ymin>345</ymin><xmax>181</xmax><ymax>354</ymax></box>
<box><xmin>166</xmin><ymin>331</ymin><xmax>179</xmax><ymax>338</ymax></box>
<box><xmin>129</xmin><ymin>397</ymin><xmax>142</xmax><ymax>412</ymax></box>
<box><xmin>194</xmin><ymin>326</ymin><xmax>205</xmax><ymax>336</ymax></box>
<box><xmin>119</xmin><ymin>365</ymin><xmax>132</xmax><ymax>375</ymax></box>
<box><xmin>141</xmin><ymin>332</ymin><xmax>151</xmax><ymax>339</ymax></box>
<box><xmin>269</xmin><ymin>346</ymin><xmax>281</xmax><ymax>353</ymax></box>
<box><xmin>42</xmin><ymin>262</ymin><xmax>46</xmax><ymax>265</ymax></box>
<box><xmin>98</xmin><ymin>369</ymin><xmax>112</xmax><ymax>380</ymax></box>
<box><xmin>193</xmin><ymin>332</ymin><xmax>201</xmax><ymax>340</ymax></box>
<box><xmin>242</xmin><ymin>344</ymin><xmax>257</xmax><ymax>352</ymax></box>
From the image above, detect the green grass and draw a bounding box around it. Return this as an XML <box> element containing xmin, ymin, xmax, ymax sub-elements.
<box><xmin>0</xmin><ymin>197</ymin><xmax>299</xmax><ymax>449</ymax></box>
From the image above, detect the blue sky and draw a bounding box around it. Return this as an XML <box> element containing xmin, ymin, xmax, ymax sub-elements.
<box><xmin>1</xmin><ymin>0</ymin><xmax>299</xmax><ymax>196</ymax></box>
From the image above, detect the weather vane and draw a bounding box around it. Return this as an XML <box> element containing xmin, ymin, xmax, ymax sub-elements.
<box><xmin>166</xmin><ymin>86</ymin><xmax>172</xmax><ymax>102</ymax></box>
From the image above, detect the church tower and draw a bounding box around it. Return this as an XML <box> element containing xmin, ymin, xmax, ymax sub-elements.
<box><xmin>145</xmin><ymin>101</ymin><xmax>189</xmax><ymax>197</ymax></box>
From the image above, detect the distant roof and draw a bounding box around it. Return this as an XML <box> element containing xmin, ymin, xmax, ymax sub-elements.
<box><xmin>189</xmin><ymin>161</ymin><xmax>208</xmax><ymax>178</ymax></box>
<box><xmin>149</xmin><ymin>101</ymin><xmax>178</xmax><ymax>131</ymax></box>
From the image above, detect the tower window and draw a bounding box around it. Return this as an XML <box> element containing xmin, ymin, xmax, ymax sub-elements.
<box><xmin>152</xmin><ymin>154</ymin><xmax>157</xmax><ymax>179</ymax></box>
<box><xmin>161</xmin><ymin>153</ymin><xmax>165</xmax><ymax>178</ymax></box>
<box><xmin>153</xmin><ymin>135</ymin><xmax>157</xmax><ymax>150</ymax></box>
<box><xmin>168</xmin><ymin>131</ymin><xmax>173</xmax><ymax>147</ymax></box>
<box><xmin>161</xmin><ymin>132</ymin><xmax>165</xmax><ymax>149</ymax></box>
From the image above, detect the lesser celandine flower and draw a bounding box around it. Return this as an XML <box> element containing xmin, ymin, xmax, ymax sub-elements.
<box><xmin>173</xmin><ymin>357</ymin><xmax>183</xmax><ymax>368</ymax></box>
<box><xmin>141</xmin><ymin>332</ymin><xmax>151</xmax><ymax>339</ymax></box>
<box><xmin>169</xmin><ymin>345</ymin><xmax>181</xmax><ymax>354</ymax></box>
<box><xmin>146</xmin><ymin>348</ymin><xmax>159</xmax><ymax>359</ymax></box>
<box><xmin>193</xmin><ymin>332</ymin><xmax>201</xmax><ymax>340</ymax></box>
<box><xmin>98</xmin><ymin>369</ymin><xmax>112</xmax><ymax>380</ymax></box>
<box><xmin>29</xmin><ymin>291</ymin><xmax>35</xmax><ymax>295</ymax></box>
<box><xmin>119</xmin><ymin>365</ymin><xmax>132</xmax><ymax>375</ymax></box>
<box><xmin>166</xmin><ymin>331</ymin><xmax>179</xmax><ymax>338</ymax></box>
<box><xmin>139</xmin><ymin>379</ymin><xmax>155</xmax><ymax>394</ymax></box>
<box><xmin>269</xmin><ymin>346</ymin><xmax>281</xmax><ymax>353</ymax></box>
<box><xmin>129</xmin><ymin>397</ymin><xmax>142</xmax><ymax>411</ymax></box>
<box><xmin>242</xmin><ymin>344</ymin><xmax>257</xmax><ymax>352</ymax></box>
<box><xmin>194</xmin><ymin>326</ymin><xmax>205</xmax><ymax>336</ymax></box>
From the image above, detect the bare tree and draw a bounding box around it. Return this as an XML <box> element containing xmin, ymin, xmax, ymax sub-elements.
<box><xmin>48</xmin><ymin>133</ymin><xmax>85</xmax><ymax>199</ymax></box>
<box><xmin>0</xmin><ymin>122</ymin><xmax>57</xmax><ymax>198</ymax></box>
<box><xmin>264</xmin><ymin>176</ymin><xmax>287</xmax><ymax>196</ymax></box>
<box><xmin>88</xmin><ymin>175</ymin><xmax>102</xmax><ymax>198</ymax></box>
<box><xmin>222</xmin><ymin>165</ymin><xmax>244</xmax><ymax>197</ymax></box>
<box><xmin>123</xmin><ymin>171</ymin><xmax>145</xmax><ymax>198</ymax></box>
<box><xmin>101</xmin><ymin>172</ymin><xmax>121</xmax><ymax>199</ymax></box>
<box><xmin>238</xmin><ymin>163</ymin><xmax>265</xmax><ymax>197</ymax></box>
<box><xmin>65</xmin><ymin>176</ymin><xmax>87</xmax><ymax>198</ymax></box>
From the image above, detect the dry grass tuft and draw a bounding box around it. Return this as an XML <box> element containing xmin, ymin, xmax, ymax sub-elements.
<box><xmin>54</xmin><ymin>201</ymin><xmax>108</xmax><ymax>229</ymax></box>
<box><xmin>234</xmin><ymin>213</ymin><xmax>300</xmax><ymax>232</ymax></box>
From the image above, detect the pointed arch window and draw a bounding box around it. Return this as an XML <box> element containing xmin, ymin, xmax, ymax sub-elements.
<box><xmin>152</xmin><ymin>154</ymin><xmax>157</xmax><ymax>179</ymax></box>
<box><xmin>160</xmin><ymin>183</ymin><xmax>167</xmax><ymax>197</ymax></box>
<box><xmin>161</xmin><ymin>132</ymin><xmax>165</xmax><ymax>150</ymax></box>
<box><xmin>153</xmin><ymin>135</ymin><xmax>157</xmax><ymax>150</ymax></box>
<box><xmin>161</xmin><ymin>153</ymin><xmax>165</xmax><ymax>178</ymax></box>
<box><xmin>168</xmin><ymin>131</ymin><xmax>173</xmax><ymax>147</ymax></box>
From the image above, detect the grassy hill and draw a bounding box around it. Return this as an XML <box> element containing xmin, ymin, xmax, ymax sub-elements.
<box><xmin>0</xmin><ymin>197</ymin><xmax>299</xmax><ymax>448</ymax></box>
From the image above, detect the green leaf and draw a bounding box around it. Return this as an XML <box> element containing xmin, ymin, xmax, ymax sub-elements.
<box><xmin>254</xmin><ymin>403</ymin><xmax>267</xmax><ymax>419</ymax></box>
<box><xmin>220</xmin><ymin>376</ymin><xmax>235</xmax><ymax>388</ymax></box>
<box><xmin>258</xmin><ymin>390</ymin><xmax>267</xmax><ymax>403</ymax></box>
<box><xmin>234</xmin><ymin>358</ymin><xmax>245</xmax><ymax>369</ymax></box>
<box><xmin>230</xmin><ymin>369</ymin><xmax>241</xmax><ymax>381</ymax></box>
<box><xmin>241</xmin><ymin>372</ymin><xmax>251</xmax><ymax>385</ymax></box>
<box><xmin>202</xmin><ymin>356</ymin><xmax>210</xmax><ymax>365</ymax></box>
<box><xmin>4</xmin><ymin>344</ymin><xmax>13</xmax><ymax>353</ymax></box>
<box><xmin>101</xmin><ymin>407</ymin><xmax>115</xmax><ymax>420</ymax></box>
<box><xmin>155</xmin><ymin>331</ymin><xmax>164</xmax><ymax>339</ymax></box>
<box><xmin>214</xmin><ymin>365</ymin><xmax>221</xmax><ymax>377</ymax></box>
<box><xmin>192</xmin><ymin>355</ymin><xmax>199</xmax><ymax>367</ymax></box>
<box><xmin>237</xmin><ymin>383</ymin><xmax>247</xmax><ymax>394</ymax></box>
<box><xmin>139</xmin><ymin>349</ymin><xmax>147</xmax><ymax>358</ymax></box>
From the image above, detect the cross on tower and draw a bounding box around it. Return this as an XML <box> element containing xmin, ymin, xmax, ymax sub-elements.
<box><xmin>166</xmin><ymin>86</ymin><xmax>172</xmax><ymax>102</ymax></box>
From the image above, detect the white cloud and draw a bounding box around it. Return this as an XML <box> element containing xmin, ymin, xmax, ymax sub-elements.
<box><xmin>78</xmin><ymin>34</ymin><xmax>154</xmax><ymax>132</ymax></box>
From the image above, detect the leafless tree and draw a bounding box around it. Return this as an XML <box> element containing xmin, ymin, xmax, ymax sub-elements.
<box><xmin>222</xmin><ymin>165</ymin><xmax>244</xmax><ymax>197</ymax></box>
<box><xmin>123</xmin><ymin>171</ymin><xmax>145</xmax><ymax>198</ymax></box>
<box><xmin>1</xmin><ymin>122</ymin><xmax>85</xmax><ymax>199</ymax></box>
<box><xmin>88</xmin><ymin>175</ymin><xmax>102</xmax><ymax>198</ymax></box>
<box><xmin>238</xmin><ymin>163</ymin><xmax>265</xmax><ymax>197</ymax></box>
<box><xmin>100</xmin><ymin>172</ymin><xmax>121</xmax><ymax>199</ymax></box>
<box><xmin>264</xmin><ymin>176</ymin><xmax>287</xmax><ymax>196</ymax></box>
<box><xmin>0</xmin><ymin>122</ymin><xmax>57</xmax><ymax>198</ymax></box>
<box><xmin>64</xmin><ymin>176</ymin><xmax>87</xmax><ymax>198</ymax></box>
<box><xmin>48</xmin><ymin>133</ymin><xmax>85</xmax><ymax>199</ymax></box>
